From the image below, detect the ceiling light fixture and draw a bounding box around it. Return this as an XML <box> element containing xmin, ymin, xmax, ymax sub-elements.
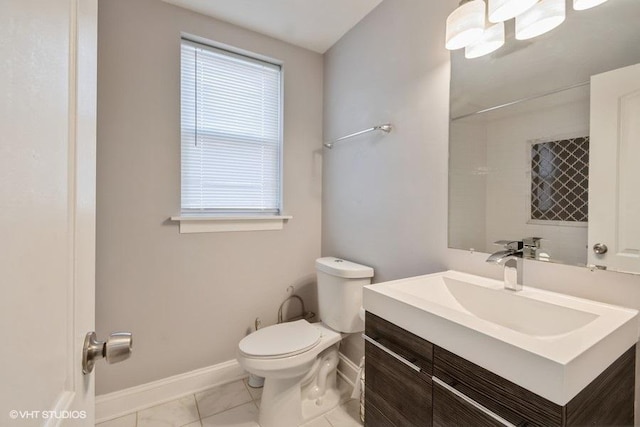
<box><xmin>488</xmin><ymin>0</ymin><xmax>538</xmax><ymax>23</ymax></box>
<box><xmin>516</xmin><ymin>0</ymin><xmax>566</xmax><ymax>40</ymax></box>
<box><xmin>446</xmin><ymin>0</ymin><xmax>598</xmax><ymax>58</ymax></box>
<box><xmin>573</xmin><ymin>0</ymin><xmax>609</xmax><ymax>10</ymax></box>
<box><xmin>445</xmin><ymin>0</ymin><xmax>486</xmax><ymax>50</ymax></box>
<box><xmin>465</xmin><ymin>22</ymin><xmax>505</xmax><ymax>58</ymax></box>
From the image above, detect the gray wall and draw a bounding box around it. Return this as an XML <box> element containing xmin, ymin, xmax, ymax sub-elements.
<box><xmin>322</xmin><ymin>0</ymin><xmax>456</xmax><ymax>363</ymax></box>
<box><xmin>322</xmin><ymin>0</ymin><xmax>454</xmax><ymax>283</ymax></box>
<box><xmin>96</xmin><ymin>0</ymin><xmax>323</xmax><ymax>395</ymax></box>
<box><xmin>323</xmin><ymin>0</ymin><xmax>640</xmax><ymax>403</ymax></box>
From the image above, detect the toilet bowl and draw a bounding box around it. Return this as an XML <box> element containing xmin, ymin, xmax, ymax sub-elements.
<box><xmin>238</xmin><ymin>321</ymin><xmax>342</xmax><ymax>427</ymax></box>
<box><xmin>237</xmin><ymin>257</ymin><xmax>374</xmax><ymax>427</ymax></box>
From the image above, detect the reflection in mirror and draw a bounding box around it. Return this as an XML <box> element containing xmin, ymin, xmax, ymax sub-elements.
<box><xmin>450</xmin><ymin>86</ymin><xmax>590</xmax><ymax>266</ymax></box>
<box><xmin>448</xmin><ymin>0</ymin><xmax>640</xmax><ymax>272</ymax></box>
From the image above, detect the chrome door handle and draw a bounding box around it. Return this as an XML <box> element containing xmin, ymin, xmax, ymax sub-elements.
<box><xmin>363</xmin><ymin>334</ymin><xmax>421</xmax><ymax>372</ymax></box>
<box><xmin>593</xmin><ymin>243</ymin><xmax>608</xmax><ymax>254</ymax></box>
<box><xmin>82</xmin><ymin>331</ymin><xmax>133</xmax><ymax>374</ymax></box>
<box><xmin>433</xmin><ymin>377</ymin><xmax>516</xmax><ymax>427</ymax></box>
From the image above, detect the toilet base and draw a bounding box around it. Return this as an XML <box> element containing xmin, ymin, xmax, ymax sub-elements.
<box><xmin>301</xmin><ymin>386</ymin><xmax>341</xmax><ymax>421</ymax></box>
<box><xmin>259</xmin><ymin>376</ymin><xmax>304</xmax><ymax>427</ymax></box>
<box><xmin>257</xmin><ymin>345</ymin><xmax>341</xmax><ymax>427</ymax></box>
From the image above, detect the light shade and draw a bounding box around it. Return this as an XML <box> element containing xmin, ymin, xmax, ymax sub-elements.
<box><xmin>573</xmin><ymin>0</ymin><xmax>609</xmax><ymax>10</ymax></box>
<box><xmin>465</xmin><ymin>22</ymin><xmax>505</xmax><ymax>59</ymax></box>
<box><xmin>516</xmin><ymin>0</ymin><xmax>566</xmax><ymax>40</ymax></box>
<box><xmin>488</xmin><ymin>0</ymin><xmax>538</xmax><ymax>23</ymax></box>
<box><xmin>445</xmin><ymin>0</ymin><xmax>486</xmax><ymax>50</ymax></box>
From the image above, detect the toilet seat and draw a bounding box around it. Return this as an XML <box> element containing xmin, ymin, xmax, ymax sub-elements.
<box><xmin>239</xmin><ymin>320</ymin><xmax>322</xmax><ymax>359</ymax></box>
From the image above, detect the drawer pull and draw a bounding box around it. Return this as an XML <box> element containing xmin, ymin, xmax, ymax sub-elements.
<box><xmin>363</xmin><ymin>334</ymin><xmax>421</xmax><ymax>372</ymax></box>
<box><xmin>433</xmin><ymin>376</ymin><xmax>517</xmax><ymax>427</ymax></box>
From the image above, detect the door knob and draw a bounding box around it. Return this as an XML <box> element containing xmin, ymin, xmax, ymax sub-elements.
<box><xmin>593</xmin><ymin>243</ymin><xmax>608</xmax><ymax>254</ymax></box>
<box><xmin>82</xmin><ymin>331</ymin><xmax>133</xmax><ymax>374</ymax></box>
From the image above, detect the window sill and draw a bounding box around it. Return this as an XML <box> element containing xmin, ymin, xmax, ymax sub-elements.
<box><xmin>170</xmin><ymin>215</ymin><xmax>293</xmax><ymax>234</ymax></box>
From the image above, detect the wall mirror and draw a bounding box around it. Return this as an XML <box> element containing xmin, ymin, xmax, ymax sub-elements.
<box><xmin>448</xmin><ymin>0</ymin><xmax>640</xmax><ymax>274</ymax></box>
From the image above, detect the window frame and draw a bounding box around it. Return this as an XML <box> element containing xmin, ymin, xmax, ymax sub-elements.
<box><xmin>173</xmin><ymin>36</ymin><xmax>290</xmax><ymax>233</ymax></box>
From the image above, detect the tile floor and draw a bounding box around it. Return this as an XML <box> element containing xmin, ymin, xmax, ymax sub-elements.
<box><xmin>96</xmin><ymin>377</ymin><xmax>362</xmax><ymax>427</ymax></box>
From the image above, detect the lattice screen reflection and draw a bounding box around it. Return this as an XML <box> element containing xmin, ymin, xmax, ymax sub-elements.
<box><xmin>530</xmin><ymin>137</ymin><xmax>589</xmax><ymax>222</ymax></box>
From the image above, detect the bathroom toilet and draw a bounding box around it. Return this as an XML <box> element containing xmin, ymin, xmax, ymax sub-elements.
<box><xmin>237</xmin><ymin>257</ymin><xmax>374</xmax><ymax>427</ymax></box>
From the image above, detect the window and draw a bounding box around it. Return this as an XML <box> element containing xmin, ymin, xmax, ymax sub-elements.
<box><xmin>180</xmin><ymin>39</ymin><xmax>282</xmax><ymax>217</ymax></box>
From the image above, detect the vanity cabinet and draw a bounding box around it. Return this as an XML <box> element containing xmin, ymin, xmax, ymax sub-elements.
<box><xmin>364</xmin><ymin>312</ymin><xmax>635</xmax><ymax>427</ymax></box>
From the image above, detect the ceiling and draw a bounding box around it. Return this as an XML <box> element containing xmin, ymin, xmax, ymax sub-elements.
<box><xmin>162</xmin><ymin>0</ymin><xmax>383</xmax><ymax>54</ymax></box>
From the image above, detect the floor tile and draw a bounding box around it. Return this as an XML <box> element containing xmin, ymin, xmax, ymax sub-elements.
<box><xmin>96</xmin><ymin>413</ymin><xmax>137</xmax><ymax>427</ymax></box>
<box><xmin>200</xmin><ymin>402</ymin><xmax>259</xmax><ymax>427</ymax></box>
<box><xmin>196</xmin><ymin>380</ymin><xmax>253</xmax><ymax>418</ymax></box>
<box><xmin>243</xmin><ymin>377</ymin><xmax>264</xmax><ymax>401</ymax></box>
<box><xmin>301</xmin><ymin>415</ymin><xmax>333</xmax><ymax>427</ymax></box>
<box><xmin>325</xmin><ymin>399</ymin><xmax>362</xmax><ymax>427</ymax></box>
<box><xmin>181</xmin><ymin>422</ymin><xmax>202</xmax><ymax>427</ymax></box>
<box><xmin>137</xmin><ymin>395</ymin><xmax>200</xmax><ymax>427</ymax></box>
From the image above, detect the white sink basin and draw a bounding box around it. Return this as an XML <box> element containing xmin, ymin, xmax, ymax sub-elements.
<box><xmin>363</xmin><ymin>270</ymin><xmax>638</xmax><ymax>405</ymax></box>
<box><xmin>395</xmin><ymin>275</ymin><xmax>599</xmax><ymax>337</ymax></box>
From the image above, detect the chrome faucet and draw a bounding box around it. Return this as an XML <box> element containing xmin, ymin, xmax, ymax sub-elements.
<box><xmin>486</xmin><ymin>240</ymin><xmax>523</xmax><ymax>291</ymax></box>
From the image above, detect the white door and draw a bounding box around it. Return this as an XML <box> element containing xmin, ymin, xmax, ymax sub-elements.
<box><xmin>588</xmin><ymin>62</ymin><xmax>640</xmax><ymax>273</ymax></box>
<box><xmin>0</xmin><ymin>0</ymin><xmax>97</xmax><ymax>425</ymax></box>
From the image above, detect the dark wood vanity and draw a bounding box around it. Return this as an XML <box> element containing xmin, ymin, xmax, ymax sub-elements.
<box><xmin>364</xmin><ymin>312</ymin><xmax>635</xmax><ymax>427</ymax></box>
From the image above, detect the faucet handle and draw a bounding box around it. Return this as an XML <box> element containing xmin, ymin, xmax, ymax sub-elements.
<box><xmin>522</xmin><ymin>237</ymin><xmax>543</xmax><ymax>259</ymax></box>
<box><xmin>523</xmin><ymin>237</ymin><xmax>542</xmax><ymax>248</ymax></box>
<box><xmin>493</xmin><ymin>240</ymin><xmax>523</xmax><ymax>251</ymax></box>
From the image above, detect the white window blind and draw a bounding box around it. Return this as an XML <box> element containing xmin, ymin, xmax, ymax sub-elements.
<box><xmin>180</xmin><ymin>39</ymin><xmax>282</xmax><ymax>215</ymax></box>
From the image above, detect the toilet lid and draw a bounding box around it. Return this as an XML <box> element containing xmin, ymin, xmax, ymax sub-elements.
<box><xmin>239</xmin><ymin>320</ymin><xmax>322</xmax><ymax>358</ymax></box>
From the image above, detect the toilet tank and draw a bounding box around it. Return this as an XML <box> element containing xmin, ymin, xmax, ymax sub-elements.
<box><xmin>316</xmin><ymin>257</ymin><xmax>374</xmax><ymax>333</ymax></box>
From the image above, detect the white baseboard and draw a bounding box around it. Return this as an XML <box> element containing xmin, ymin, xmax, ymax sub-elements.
<box><xmin>96</xmin><ymin>352</ymin><xmax>361</xmax><ymax>423</ymax></box>
<box><xmin>95</xmin><ymin>359</ymin><xmax>246</xmax><ymax>423</ymax></box>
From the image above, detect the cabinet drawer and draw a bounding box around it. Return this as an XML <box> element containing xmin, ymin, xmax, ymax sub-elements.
<box><xmin>433</xmin><ymin>379</ymin><xmax>510</xmax><ymax>427</ymax></box>
<box><xmin>434</xmin><ymin>346</ymin><xmax>562</xmax><ymax>426</ymax></box>
<box><xmin>365</xmin><ymin>311</ymin><xmax>433</xmax><ymax>380</ymax></box>
<box><xmin>365</xmin><ymin>340</ymin><xmax>432</xmax><ymax>427</ymax></box>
